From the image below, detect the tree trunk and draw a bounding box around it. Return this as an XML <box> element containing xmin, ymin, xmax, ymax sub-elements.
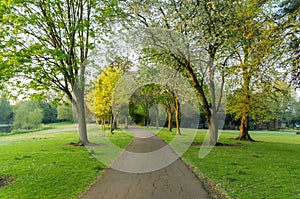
<box><xmin>237</xmin><ymin>114</ymin><xmax>254</xmax><ymax>141</ymax></box>
<box><xmin>110</xmin><ymin>114</ymin><xmax>114</xmax><ymax>134</ymax></box>
<box><xmin>207</xmin><ymin>110</ymin><xmax>219</xmax><ymax>145</ymax></box>
<box><xmin>113</xmin><ymin>114</ymin><xmax>118</xmax><ymax>130</ymax></box>
<box><xmin>175</xmin><ymin>96</ymin><xmax>181</xmax><ymax>135</ymax></box>
<box><xmin>155</xmin><ymin>106</ymin><xmax>159</xmax><ymax>129</ymax></box>
<box><xmin>125</xmin><ymin>114</ymin><xmax>128</xmax><ymax>129</ymax></box>
<box><xmin>236</xmin><ymin>66</ymin><xmax>254</xmax><ymax>141</ymax></box>
<box><xmin>101</xmin><ymin>118</ymin><xmax>105</xmax><ymax>136</ymax></box>
<box><xmin>167</xmin><ymin>108</ymin><xmax>172</xmax><ymax>132</ymax></box>
<box><xmin>73</xmin><ymin>85</ymin><xmax>89</xmax><ymax>145</ymax></box>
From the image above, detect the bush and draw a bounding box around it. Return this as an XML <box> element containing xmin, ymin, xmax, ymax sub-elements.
<box><xmin>13</xmin><ymin>101</ymin><xmax>44</xmax><ymax>129</ymax></box>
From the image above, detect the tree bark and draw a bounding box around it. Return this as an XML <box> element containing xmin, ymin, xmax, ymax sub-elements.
<box><xmin>236</xmin><ymin>66</ymin><xmax>254</xmax><ymax>141</ymax></box>
<box><xmin>73</xmin><ymin>86</ymin><xmax>89</xmax><ymax>145</ymax></box>
<box><xmin>207</xmin><ymin>112</ymin><xmax>218</xmax><ymax>145</ymax></box>
<box><xmin>175</xmin><ymin>96</ymin><xmax>181</xmax><ymax>135</ymax></box>
<box><xmin>110</xmin><ymin>114</ymin><xmax>114</xmax><ymax>134</ymax></box>
<box><xmin>155</xmin><ymin>106</ymin><xmax>159</xmax><ymax>129</ymax></box>
<box><xmin>185</xmin><ymin>52</ymin><xmax>218</xmax><ymax>144</ymax></box>
<box><xmin>206</xmin><ymin>52</ymin><xmax>219</xmax><ymax>145</ymax></box>
<box><xmin>101</xmin><ymin>118</ymin><xmax>105</xmax><ymax>136</ymax></box>
<box><xmin>166</xmin><ymin>106</ymin><xmax>172</xmax><ymax>132</ymax></box>
<box><xmin>125</xmin><ymin>114</ymin><xmax>128</xmax><ymax>129</ymax></box>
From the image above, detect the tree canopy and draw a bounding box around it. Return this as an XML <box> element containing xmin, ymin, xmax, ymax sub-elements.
<box><xmin>0</xmin><ymin>0</ymin><xmax>123</xmax><ymax>144</ymax></box>
<box><xmin>87</xmin><ymin>64</ymin><xmax>124</xmax><ymax>133</ymax></box>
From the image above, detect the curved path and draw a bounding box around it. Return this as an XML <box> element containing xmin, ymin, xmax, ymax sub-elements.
<box><xmin>80</xmin><ymin>128</ymin><xmax>209</xmax><ymax>199</ymax></box>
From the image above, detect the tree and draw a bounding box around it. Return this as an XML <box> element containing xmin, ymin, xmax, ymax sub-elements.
<box><xmin>0</xmin><ymin>97</ymin><xmax>13</xmax><ymax>124</ymax></box>
<box><xmin>277</xmin><ymin>0</ymin><xmax>300</xmax><ymax>87</ymax></box>
<box><xmin>125</xmin><ymin>0</ymin><xmax>237</xmax><ymax>145</ymax></box>
<box><xmin>227</xmin><ymin>81</ymin><xmax>292</xmax><ymax>130</ymax></box>
<box><xmin>140</xmin><ymin>84</ymin><xmax>178</xmax><ymax>132</ymax></box>
<box><xmin>87</xmin><ymin>65</ymin><xmax>124</xmax><ymax>134</ymax></box>
<box><xmin>128</xmin><ymin>87</ymin><xmax>154</xmax><ymax>126</ymax></box>
<box><xmin>57</xmin><ymin>104</ymin><xmax>74</xmax><ymax>122</ymax></box>
<box><xmin>227</xmin><ymin>0</ymin><xmax>288</xmax><ymax>140</ymax></box>
<box><xmin>39</xmin><ymin>102</ymin><xmax>57</xmax><ymax>124</ymax></box>
<box><xmin>1</xmin><ymin>0</ymin><xmax>122</xmax><ymax>145</ymax></box>
<box><xmin>13</xmin><ymin>101</ymin><xmax>44</xmax><ymax>129</ymax></box>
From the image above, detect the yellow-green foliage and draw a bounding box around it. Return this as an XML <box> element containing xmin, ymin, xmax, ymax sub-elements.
<box><xmin>87</xmin><ymin>66</ymin><xmax>124</xmax><ymax>120</ymax></box>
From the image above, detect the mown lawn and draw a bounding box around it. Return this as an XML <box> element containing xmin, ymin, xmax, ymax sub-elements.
<box><xmin>0</xmin><ymin>123</ymin><xmax>132</xmax><ymax>199</ymax></box>
<box><xmin>155</xmin><ymin>128</ymin><xmax>300</xmax><ymax>199</ymax></box>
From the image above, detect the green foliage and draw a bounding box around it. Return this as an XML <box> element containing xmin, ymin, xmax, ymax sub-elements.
<box><xmin>57</xmin><ymin>104</ymin><xmax>74</xmax><ymax>122</ymax></box>
<box><xmin>38</xmin><ymin>102</ymin><xmax>57</xmax><ymax>124</ymax></box>
<box><xmin>13</xmin><ymin>101</ymin><xmax>44</xmax><ymax>129</ymax></box>
<box><xmin>128</xmin><ymin>87</ymin><xmax>156</xmax><ymax>126</ymax></box>
<box><xmin>0</xmin><ymin>0</ymin><xmax>126</xmax><ymax>143</ymax></box>
<box><xmin>87</xmin><ymin>66</ymin><xmax>124</xmax><ymax>120</ymax></box>
<box><xmin>227</xmin><ymin>81</ymin><xmax>296</xmax><ymax>126</ymax></box>
<box><xmin>0</xmin><ymin>97</ymin><xmax>13</xmax><ymax>124</ymax></box>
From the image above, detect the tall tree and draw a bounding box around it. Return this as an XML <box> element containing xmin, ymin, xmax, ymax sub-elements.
<box><xmin>126</xmin><ymin>0</ymin><xmax>236</xmax><ymax>145</ymax></box>
<box><xmin>1</xmin><ymin>0</ymin><xmax>121</xmax><ymax>144</ymax></box>
<box><xmin>227</xmin><ymin>0</ymin><xmax>289</xmax><ymax>140</ymax></box>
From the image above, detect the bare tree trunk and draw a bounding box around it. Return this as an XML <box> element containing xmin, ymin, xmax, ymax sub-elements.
<box><xmin>110</xmin><ymin>114</ymin><xmax>114</xmax><ymax>134</ymax></box>
<box><xmin>175</xmin><ymin>96</ymin><xmax>181</xmax><ymax>135</ymax></box>
<box><xmin>167</xmin><ymin>107</ymin><xmax>172</xmax><ymax>132</ymax></box>
<box><xmin>101</xmin><ymin>118</ymin><xmax>105</xmax><ymax>136</ymax></box>
<box><xmin>73</xmin><ymin>84</ymin><xmax>89</xmax><ymax>145</ymax></box>
<box><xmin>207</xmin><ymin>113</ymin><xmax>218</xmax><ymax>145</ymax></box>
<box><xmin>113</xmin><ymin>114</ymin><xmax>118</xmax><ymax>130</ymax></box>
<box><xmin>207</xmin><ymin>53</ymin><xmax>218</xmax><ymax>145</ymax></box>
<box><xmin>125</xmin><ymin>114</ymin><xmax>128</xmax><ymax>129</ymax></box>
<box><xmin>76</xmin><ymin>99</ymin><xmax>89</xmax><ymax>145</ymax></box>
<box><xmin>155</xmin><ymin>106</ymin><xmax>159</xmax><ymax>129</ymax></box>
<box><xmin>237</xmin><ymin>114</ymin><xmax>254</xmax><ymax>141</ymax></box>
<box><xmin>236</xmin><ymin>66</ymin><xmax>254</xmax><ymax>141</ymax></box>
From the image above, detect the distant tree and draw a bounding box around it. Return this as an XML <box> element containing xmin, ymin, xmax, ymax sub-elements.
<box><xmin>0</xmin><ymin>97</ymin><xmax>13</xmax><ymax>124</ymax></box>
<box><xmin>13</xmin><ymin>101</ymin><xmax>44</xmax><ymax>129</ymax></box>
<box><xmin>129</xmin><ymin>87</ymin><xmax>155</xmax><ymax>127</ymax></box>
<box><xmin>38</xmin><ymin>102</ymin><xmax>57</xmax><ymax>124</ymax></box>
<box><xmin>57</xmin><ymin>104</ymin><xmax>74</xmax><ymax>122</ymax></box>
<box><xmin>87</xmin><ymin>65</ymin><xmax>124</xmax><ymax>134</ymax></box>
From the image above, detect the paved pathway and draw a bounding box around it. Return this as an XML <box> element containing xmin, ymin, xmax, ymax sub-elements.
<box><xmin>80</xmin><ymin>128</ymin><xmax>209</xmax><ymax>199</ymax></box>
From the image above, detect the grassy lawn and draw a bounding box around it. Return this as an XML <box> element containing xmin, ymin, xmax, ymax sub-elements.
<box><xmin>0</xmin><ymin>123</ymin><xmax>132</xmax><ymax>199</ymax></box>
<box><xmin>155</xmin><ymin>128</ymin><xmax>300</xmax><ymax>199</ymax></box>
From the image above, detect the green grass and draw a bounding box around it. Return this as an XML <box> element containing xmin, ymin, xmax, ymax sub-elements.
<box><xmin>0</xmin><ymin>123</ymin><xmax>132</xmax><ymax>199</ymax></box>
<box><xmin>156</xmin><ymin>128</ymin><xmax>300</xmax><ymax>199</ymax></box>
<box><xmin>0</xmin><ymin>124</ymin><xmax>54</xmax><ymax>137</ymax></box>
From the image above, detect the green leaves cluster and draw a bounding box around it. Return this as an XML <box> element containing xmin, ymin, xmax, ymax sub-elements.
<box><xmin>13</xmin><ymin>101</ymin><xmax>44</xmax><ymax>129</ymax></box>
<box><xmin>87</xmin><ymin>65</ymin><xmax>124</xmax><ymax>121</ymax></box>
<box><xmin>0</xmin><ymin>97</ymin><xmax>13</xmax><ymax>124</ymax></box>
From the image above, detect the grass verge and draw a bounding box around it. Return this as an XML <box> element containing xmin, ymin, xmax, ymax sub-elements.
<box><xmin>0</xmin><ymin>123</ymin><xmax>132</xmax><ymax>198</ymax></box>
<box><xmin>156</xmin><ymin>128</ymin><xmax>300</xmax><ymax>199</ymax></box>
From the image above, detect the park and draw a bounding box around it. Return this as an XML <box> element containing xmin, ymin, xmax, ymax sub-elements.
<box><xmin>0</xmin><ymin>0</ymin><xmax>299</xmax><ymax>198</ymax></box>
